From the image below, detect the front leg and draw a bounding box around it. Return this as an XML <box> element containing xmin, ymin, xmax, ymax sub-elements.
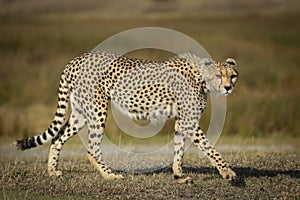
<box><xmin>192</xmin><ymin>127</ymin><xmax>236</xmax><ymax>180</ymax></box>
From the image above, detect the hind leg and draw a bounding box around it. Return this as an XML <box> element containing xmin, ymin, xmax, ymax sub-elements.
<box><xmin>86</xmin><ymin>98</ymin><xmax>123</xmax><ymax>180</ymax></box>
<box><xmin>48</xmin><ymin>119</ymin><xmax>68</xmax><ymax>176</ymax></box>
<box><xmin>87</xmin><ymin>123</ymin><xmax>124</xmax><ymax>180</ymax></box>
<box><xmin>48</xmin><ymin>109</ymin><xmax>86</xmax><ymax>176</ymax></box>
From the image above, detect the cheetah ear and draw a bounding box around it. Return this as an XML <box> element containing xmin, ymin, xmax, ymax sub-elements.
<box><xmin>226</xmin><ymin>58</ymin><xmax>237</xmax><ymax>67</ymax></box>
<box><xmin>203</xmin><ymin>58</ymin><xmax>212</xmax><ymax>66</ymax></box>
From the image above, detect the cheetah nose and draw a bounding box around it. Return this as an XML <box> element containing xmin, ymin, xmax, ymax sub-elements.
<box><xmin>224</xmin><ymin>85</ymin><xmax>232</xmax><ymax>91</ymax></box>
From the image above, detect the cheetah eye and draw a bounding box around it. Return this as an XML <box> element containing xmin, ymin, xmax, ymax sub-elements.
<box><xmin>230</xmin><ymin>74</ymin><xmax>238</xmax><ymax>79</ymax></box>
<box><xmin>215</xmin><ymin>74</ymin><xmax>222</xmax><ymax>79</ymax></box>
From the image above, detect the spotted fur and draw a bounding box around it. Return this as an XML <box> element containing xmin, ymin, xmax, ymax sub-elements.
<box><xmin>14</xmin><ymin>52</ymin><xmax>238</xmax><ymax>182</ymax></box>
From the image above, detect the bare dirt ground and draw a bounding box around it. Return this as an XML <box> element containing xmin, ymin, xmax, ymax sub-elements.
<box><xmin>1</xmin><ymin>146</ymin><xmax>299</xmax><ymax>199</ymax></box>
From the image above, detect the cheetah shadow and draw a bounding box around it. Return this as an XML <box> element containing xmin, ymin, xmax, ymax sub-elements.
<box><xmin>147</xmin><ymin>166</ymin><xmax>300</xmax><ymax>187</ymax></box>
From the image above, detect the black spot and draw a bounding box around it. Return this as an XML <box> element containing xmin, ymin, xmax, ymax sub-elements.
<box><xmin>55</xmin><ymin>112</ymin><xmax>64</xmax><ymax>118</ymax></box>
<box><xmin>193</xmin><ymin>139</ymin><xmax>200</xmax><ymax>143</ymax></box>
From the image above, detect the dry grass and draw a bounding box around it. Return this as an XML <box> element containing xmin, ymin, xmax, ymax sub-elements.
<box><xmin>1</xmin><ymin>151</ymin><xmax>299</xmax><ymax>199</ymax></box>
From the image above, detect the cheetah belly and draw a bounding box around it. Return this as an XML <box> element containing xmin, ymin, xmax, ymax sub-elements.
<box><xmin>111</xmin><ymin>95</ymin><xmax>178</xmax><ymax>123</ymax></box>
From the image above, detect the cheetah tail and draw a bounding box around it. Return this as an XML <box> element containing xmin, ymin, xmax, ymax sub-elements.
<box><xmin>13</xmin><ymin>74</ymin><xmax>70</xmax><ymax>150</ymax></box>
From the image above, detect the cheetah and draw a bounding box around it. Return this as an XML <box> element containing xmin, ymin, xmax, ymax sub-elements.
<box><xmin>14</xmin><ymin>51</ymin><xmax>238</xmax><ymax>183</ymax></box>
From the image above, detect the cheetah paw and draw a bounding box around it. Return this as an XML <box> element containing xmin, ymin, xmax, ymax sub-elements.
<box><xmin>48</xmin><ymin>169</ymin><xmax>63</xmax><ymax>177</ymax></box>
<box><xmin>175</xmin><ymin>176</ymin><xmax>193</xmax><ymax>184</ymax></box>
<box><xmin>221</xmin><ymin>168</ymin><xmax>237</xmax><ymax>181</ymax></box>
<box><xmin>105</xmin><ymin>173</ymin><xmax>124</xmax><ymax>180</ymax></box>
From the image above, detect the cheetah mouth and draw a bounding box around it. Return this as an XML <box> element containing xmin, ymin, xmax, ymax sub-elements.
<box><xmin>223</xmin><ymin>90</ymin><xmax>233</xmax><ymax>96</ymax></box>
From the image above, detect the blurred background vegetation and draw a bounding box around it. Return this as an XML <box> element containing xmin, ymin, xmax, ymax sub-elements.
<box><xmin>0</xmin><ymin>0</ymin><xmax>299</xmax><ymax>144</ymax></box>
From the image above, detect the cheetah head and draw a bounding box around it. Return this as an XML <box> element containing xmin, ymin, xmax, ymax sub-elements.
<box><xmin>213</xmin><ymin>58</ymin><xmax>238</xmax><ymax>96</ymax></box>
<box><xmin>179</xmin><ymin>52</ymin><xmax>238</xmax><ymax>96</ymax></box>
